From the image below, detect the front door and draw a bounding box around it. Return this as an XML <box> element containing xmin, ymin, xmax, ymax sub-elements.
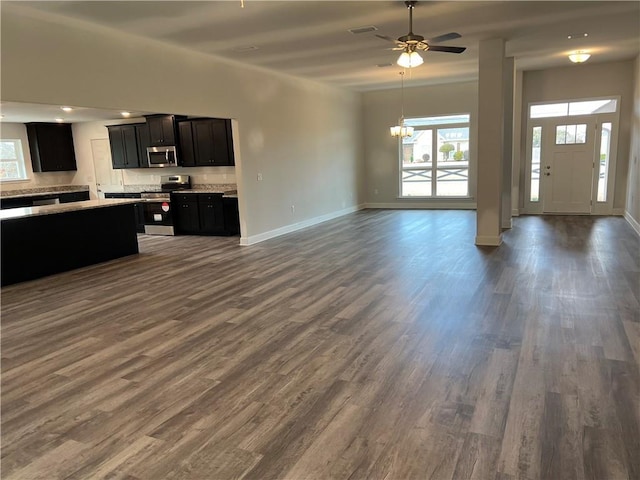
<box><xmin>542</xmin><ymin>118</ymin><xmax>595</xmax><ymax>214</ymax></box>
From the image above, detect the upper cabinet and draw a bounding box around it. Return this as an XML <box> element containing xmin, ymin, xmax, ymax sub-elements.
<box><xmin>26</xmin><ymin>123</ymin><xmax>77</xmax><ymax>172</ymax></box>
<box><xmin>146</xmin><ymin>114</ymin><xmax>185</xmax><ymax>146</ymax></box>
<box><xmin>178</xmin><ymin>118</ymin><xmax>235</xmax><ymax>167</ymax></box>
<box><xmin>106</xmin><ymin>115</ymin><xmax>234</xmax><ymax>170</ymax></box>
<box><xmin>107</xmin><ymin>123</ymin><xmax>150</xmax><ymax>169</ymax></box>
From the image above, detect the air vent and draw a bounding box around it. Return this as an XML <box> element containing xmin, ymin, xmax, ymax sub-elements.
<box><xmin>348</xmin><ymin>26</ymin><xmax>378</xmax><ymax>35</ymax></box>
<box><xmin>234</xmin><ymin>45</ymin><xmax>259</xmax><ymax>52</ymax></box>
<box><xmin>376</xmin><ymin>63</ymin><xmax>393</xmax><ymax>68</ymax></box>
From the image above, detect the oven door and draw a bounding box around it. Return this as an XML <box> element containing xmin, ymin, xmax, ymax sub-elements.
<box><xmin>143</xmin><ymin>200</ymin><xmax>174</xmax><ymax>235</ymax></box>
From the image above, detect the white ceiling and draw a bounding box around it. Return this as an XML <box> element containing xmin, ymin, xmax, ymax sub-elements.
<box><xmin>1</xmin><ymin>1</ymin><xmax>638</xmax><ymax>123</ymax></box>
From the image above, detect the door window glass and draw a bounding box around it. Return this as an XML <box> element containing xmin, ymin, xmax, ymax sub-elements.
<box><xmin>530</xmin><ymin>126</ymin><xmax>541</xmax><ymax>202</ymax></box>
<box><xmin>598</xmin><ymin>122</ymin><xmax>612</xmax><ymax>202</ymax></box>
<box><xmin>555</xmin><ymin>124</ymin><xmax>587</xmax><ymax>145</ymax></box>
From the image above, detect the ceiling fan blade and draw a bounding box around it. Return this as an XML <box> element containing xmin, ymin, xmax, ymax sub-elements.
<box><xmin>427</xmin><ymin>45</ymin><xmax>467</xmax><ymax>54</ymax></box>
<box><xmin>426</xmin><ymin>32</ymin><xmax>462</xmax><ymax>44</ymax></box>
<box><xmin>375</xmin><ymin>34</ymin><xmax>402</xmax><ymax>44</ymax></box>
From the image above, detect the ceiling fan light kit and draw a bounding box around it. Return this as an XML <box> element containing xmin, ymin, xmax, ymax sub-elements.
<box><xmin>377</xmin><ymin>1</ymin><xmax>466</xmax><ymax>69</ymax></box>
<box><xmin>397</xmin><ymin>50</ymin><xmax>424</xmax><ymax>68</ymax></box>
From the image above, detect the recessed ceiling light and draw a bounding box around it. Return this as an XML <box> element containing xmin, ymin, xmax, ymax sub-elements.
<box><xmin>348</xmin><ymin>26</ymin><xmax>378</xmax><ymax>35</ymax></box>
<box><xmin>121</xmin><ymin>111</ymin><xmax>131</xmax><ymax>117</ymax></box>
<box><xmin>55</xmin><ymin>118</ymin><xmax>64</xmax><ymax>123</ymax></box>
<box><xmin>61</xmin><ymin>106</ymin><xmax>73</xmax><ymax>112</ymax></box>
<box><xmin>567</xmin><ymin>33</ymin><xmax>588</xmax><ymax>40</ymax></box>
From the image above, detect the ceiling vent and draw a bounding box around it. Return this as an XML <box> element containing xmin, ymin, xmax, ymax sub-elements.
<box><xmin>348</xmin><ymin>26</ymin><xmax>378</xmax><ymax>35</ymax></box>
<box><xmin>376</xmin><ymin>63</ymin><xmax>393</xmax><ymax>68</ymax></box>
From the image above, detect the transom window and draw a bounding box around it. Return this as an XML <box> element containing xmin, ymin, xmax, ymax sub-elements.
<box><xmin>0</xmin><ymin>139</ymin><xmax>28</xmax><ymax>181</ymax></box>
<box><xmin>400</xmin><ymin>114</ymin><xmax>470</xmax><ymax>198</ymax></box>
<box><xmin>530</xmin><ymin>99</ymin><xmax>617</xmax><ymax>119</ymax></box>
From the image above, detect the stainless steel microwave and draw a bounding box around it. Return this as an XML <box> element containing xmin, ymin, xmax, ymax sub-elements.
<box><xmin>147</xmin><ymin>146</ymin><xmax>178</xmax><ymax>168</ymax></box>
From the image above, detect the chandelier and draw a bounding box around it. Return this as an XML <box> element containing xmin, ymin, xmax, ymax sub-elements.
<box><xmin>390</xmin><ymin>71</ymin><xmax>414</xmax><ymax>138</ymax></box>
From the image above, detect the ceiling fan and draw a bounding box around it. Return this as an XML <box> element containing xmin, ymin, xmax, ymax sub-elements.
<box><xmin>377</xmin><ymin>0</ymin><xmax>466</xmax><ymax>68</ymax></box>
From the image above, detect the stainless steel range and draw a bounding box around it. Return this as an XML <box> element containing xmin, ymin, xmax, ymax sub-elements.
<box><xmin>140</xmin><ymin>175</ymin><xmax>190</xmax><ymax>235</ymax></box>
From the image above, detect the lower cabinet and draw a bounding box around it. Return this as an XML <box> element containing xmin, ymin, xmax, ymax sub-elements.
<box><xmin>0</xmin><ymin>191</ymin><xmax>90</xmax><ymax>209</ymax></box>
<box><xmin>103</xmin><ymin>193</ymin><xmax>145</xmax><ymax>233</ymax></box>
<box><xmin>173</xmin><ymin>193</ymin><xmax>238</xmax><ymax>236</ymax></box>
<box><xmin>59</xmin><ymin>191</ymin><xmax>91</xmax><ymax>203</ymax></box>
<box><xmin>174</xmin><ymin>195</ymin><xmax>200</xmax><ymax>234</ymax></box>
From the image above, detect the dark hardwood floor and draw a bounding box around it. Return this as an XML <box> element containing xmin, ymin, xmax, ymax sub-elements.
<box><xmin>1</xmin><ymin>210</ymin><xmax>639</xmax><ymax>480</ymax></box>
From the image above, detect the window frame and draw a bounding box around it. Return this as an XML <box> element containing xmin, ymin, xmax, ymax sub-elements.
<box><xmin>398</xmin><ymin>114</ymin><xmax>472</xmax><ymax>199</ymax></box>
<box><xmin>0</xmin><ymin>138</ymin><xmax>29</xmax><ymax>183</ymax></box>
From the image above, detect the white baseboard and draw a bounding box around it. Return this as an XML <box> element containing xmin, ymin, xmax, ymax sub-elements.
<box><xmin>364</xmin><ymin>202</ymin><xmax>476</xmax><ymax>210</ymax></box>
<box><xmin>240</xmin><ymin>204</ymin><xmax>365</xmax><ymax>246</ymax></box>
<box><xmin>475</xmin><ymin>235</ymin><xmax>503</xmax><ymax>246</ymax></box>
<box><xmin>624</xmin><ymin>210</ymin><xmax>640</xmax><ymax>236</ymax></box>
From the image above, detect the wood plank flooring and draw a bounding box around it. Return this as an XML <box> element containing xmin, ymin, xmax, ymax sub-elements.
<box><xmin>1</xmin><ymin>210</ymin><xmax>639</xmax><ymax>479</ymax></box>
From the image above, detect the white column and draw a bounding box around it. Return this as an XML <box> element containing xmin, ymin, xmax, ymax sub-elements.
<box><xmin>476</xmin><ymin>38</ymin><xmax>505</xmax><ymax>246</ymax></box>
<box><xmin>501</xmin><ymin>56</ymin><xmax>515</xmax><ymax>230</ymax></box>
<box><xmin>512</xmin><ymin>70</ymin><xmax>524</xmax><ymax>217</ymax></box>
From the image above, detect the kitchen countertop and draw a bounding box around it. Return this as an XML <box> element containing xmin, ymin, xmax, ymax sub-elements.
<box><xmin>0</xmin><ymin>185</ymin><xmax>90</xmax><ymax>199</ymax></box>
<box><xmin>0</xmin><ymin>199</ymin><xmax>139</xmax><ymax>221</ymax></box>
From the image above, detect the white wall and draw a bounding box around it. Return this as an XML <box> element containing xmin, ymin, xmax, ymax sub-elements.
<box><xmin>362</xmin><ymin>81</ymin><xmax>478</xmax><ymax>207</ymax></box>
<box><xmin>626</xmin><ymin>55</ymin><xmax>640</xmax><ymax>232</ymax></box>
<box><xmin>0</xmin><ymin>4</ymin><xmax>364</xmax><ymax>242</ymax></box>
<box><xmin>519</xmin><ymin>59</ymin><xmax>635</xmax><ymax>211</ymax></box>
<box><xmin>0</xmin><ymin>122</ymin><xmax>77</xmax><ymax>190</ymax></box>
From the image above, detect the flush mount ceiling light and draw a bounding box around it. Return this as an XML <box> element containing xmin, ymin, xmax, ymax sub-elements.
<box><xmin>390</xmin><ymin>71</ymin><xmax>414</xmax><ymax>138</ymax></box>
<box><xmin>568</xmin><ymin>51</ymin><xmax>591</xmax><ymax>63</ymax></box>
<box><xmin>61</xmin><ymin>106</ymin><xmax>73</xmax><ymax>112</ymax></box>
<box><xmin>121</xmin><ymin>111</ymin><xmax>131</xmax><ymax>117</ymax></box>
<box><xmin>376</xmin><ymin>1</ymin><xmax>466</xmax><ymax>69</ymax></box>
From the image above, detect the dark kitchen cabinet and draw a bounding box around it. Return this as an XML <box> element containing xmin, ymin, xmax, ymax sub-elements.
<box><xmin>173</xmin><ymin>193</ymin><xmax>200</xmax><ymax>234</ymax></box>
<box><xmin>173</xmin><ymin>193</ymin><xmax>234</xmax><ymax>235</ymax></box>
<box><xmin>59</xmin><ymin>191</ymin><xmax>90</xmax><ymax>203</ymax></box>
<box><xmin>198</xmin><ymin>194</ymin><xmax>225</xmax><ymax>234</ymax></box>
<box><xmin>178</xmin><ymin>121</ymin><xmax>196</xmax><ymax>167</ymax></box>
<box><xmin>136</xmin><ymin>123</ymin><xmax>151</xmax><ymax>167</ymax></box>
<box><xmin>177</xmin><ymin>118</ymin><xmax>235</xmax><ymax>167</ymax></box>
<box><xmin>103</xmin><ymin>192</ymin><xmax>145</xmax><ymax>233</ymax></box>
<box><xmin>108</xmin><ymin>124</ymin><xmax>140</xmax><ymax>169</ymax></box>
<box><xmin>146</xmin><ymin>114</ymin><xmax>185</xmax><ymax>146</ymax></box>
<box><xmin>26</xmin><ymin>123</ymin><xmax>77</xmax><ymax>172</ymax></box>
<box><xmin>1</xmin><ymin>190</ymin><xmax>90</xmax><ymax>209</ymax></box>
<box><xmin>223</xmin><ymin>197</ymin><xmax>240</xmax><ymax>235</ymax></box>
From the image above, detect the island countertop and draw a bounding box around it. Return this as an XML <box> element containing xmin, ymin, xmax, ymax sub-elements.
<box><xmin>0</xmin><ymin>199</ymin><xmax>139</xmax><ymax>221</ymax></box>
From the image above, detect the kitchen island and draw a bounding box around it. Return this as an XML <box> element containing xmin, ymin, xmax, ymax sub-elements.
<box><xmin>1</xmin><ymin>199</ymin><xmax>139</xmax><ymax>286</ymax></box>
